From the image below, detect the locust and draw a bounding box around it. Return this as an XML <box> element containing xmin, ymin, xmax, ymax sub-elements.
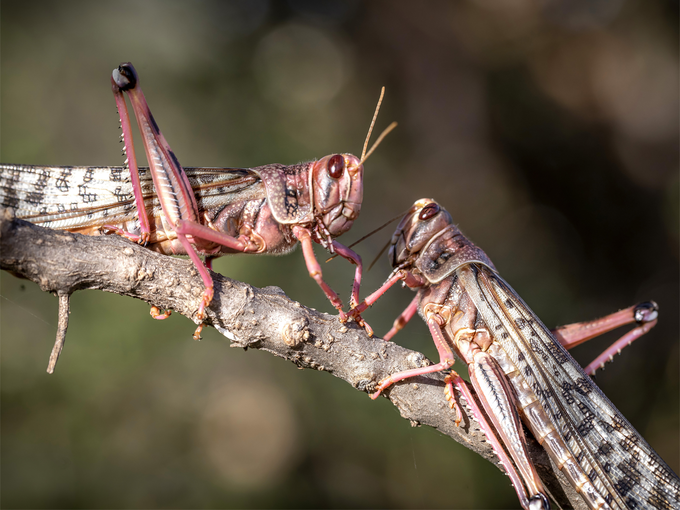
<box><xmin>350</xmin><ymin>199</ymin><xmax>679</xmax><ymax>509</ymax></box>
<box><xmin>0</xmin><ymin>62</ymin><xmax>396</xmax><ymax>339</ymax></box>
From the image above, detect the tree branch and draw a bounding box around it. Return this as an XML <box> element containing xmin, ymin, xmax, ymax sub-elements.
<box><xmin>0</xmin><ymin>207</ymin><xmax>585</xmax><ymax>509</ymax></box>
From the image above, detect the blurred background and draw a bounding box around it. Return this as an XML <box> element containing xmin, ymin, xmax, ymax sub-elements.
<box><xmin>1</xmin><ymin>1</ymin><xmax>677</xmax><ymax>508</ymax></box>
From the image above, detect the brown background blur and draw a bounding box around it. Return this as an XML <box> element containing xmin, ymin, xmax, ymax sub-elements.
<box><xmin>1</xmin><ymin>1</ymin><xmax>678</xmax><ymax>508</ymax></box>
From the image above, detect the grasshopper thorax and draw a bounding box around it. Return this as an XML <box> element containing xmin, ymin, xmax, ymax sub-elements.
<box><xmin>310</xmin><ymin>153</ymin><xmax>363</xmax><ymax>239</ymax></box>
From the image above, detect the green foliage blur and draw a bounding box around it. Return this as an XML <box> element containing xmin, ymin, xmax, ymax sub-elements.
<box><xmin>1</xmin><ymin>1</ymin><xmax>678</xmax><ymax>508</ymax></box>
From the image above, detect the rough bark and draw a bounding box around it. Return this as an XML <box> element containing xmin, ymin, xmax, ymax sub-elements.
<box><xmin>0</xmin><ymin>207</ymin><xmax>585</xmax><ymax>509</ymax></box>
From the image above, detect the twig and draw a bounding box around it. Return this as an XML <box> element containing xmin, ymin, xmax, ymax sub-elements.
<box><xmin>46</xmin><ymin>293</ymin><xmax>70</xmax><ymax>373</ymax></box>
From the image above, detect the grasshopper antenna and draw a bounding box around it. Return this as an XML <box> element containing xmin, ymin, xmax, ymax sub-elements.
<box><xmin>367</xmin><ymin>237</ymin><xmax>392</xmax><ymax>271</ymax></box>
<box><xmin>360</xmin><ymin>87</ymin><xmax>397</xmax><ymax>165</ymax></box>
<box><xmin>325</xmin><ymin>209</ymin><xmax>407</xmax><ymax>263</ymax></box>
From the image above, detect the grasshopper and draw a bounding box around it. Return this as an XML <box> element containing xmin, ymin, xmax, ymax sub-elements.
<box><xmin>351</xmin><ymin>199</ymin><xmax>679</xmax><ymax>509</ymax></box>
<box><xmin>0</xmin><ymin>62</ymin><xmax>395</xmax><ymax>338</ymax></box>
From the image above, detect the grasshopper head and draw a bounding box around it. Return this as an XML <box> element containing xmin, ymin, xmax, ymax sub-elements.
<box><xmin>311</xmin><ymin>153</ymin><xmax>363</xmax><ymax>238</ymax></box>
<box><xmin>389</xmin><ymin>199</ymin><xmax>452</xmax><ymax>268</ymax></box>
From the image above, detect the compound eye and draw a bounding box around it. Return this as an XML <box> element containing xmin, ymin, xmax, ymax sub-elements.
<box><xmin>328</xmin><ymin>154</ymin><xmax>345</xmax><ymax>179</ymax></box>
<box><xmin>418</xmin><ymin>203</ymin><xmax>440</xmax><ymax>220</ymax></box>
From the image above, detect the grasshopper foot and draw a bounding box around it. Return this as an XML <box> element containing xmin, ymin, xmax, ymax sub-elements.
<box><xmin>102</xmin><ymin>224</ymin><xmax>149</xmax><ymax>245</ymax></box>
<box><xmin>192</xmin><ymin>286</ymin><xmax>214</xmax><ymax>341</ymax></box>
<box><xmin>444</xmin><ymin>374</ymin><xmax>463</xmax><ymax>426</ymax></box>
<box><xmin>150</xmin><ymin>306</ymin><xmax>172</xmax><ymax>320</ymax></box>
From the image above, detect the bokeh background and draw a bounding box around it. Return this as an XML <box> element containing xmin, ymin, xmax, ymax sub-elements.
<box><xmin>1</xmin><ymin>1</ymin><xmax>678</xmax><ymax>508</ymax></box>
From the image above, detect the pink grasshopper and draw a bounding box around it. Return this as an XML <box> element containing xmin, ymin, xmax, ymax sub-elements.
<box><xmin>0</xmin><ymin>62</ymin><xmax>395</xmax><ymax>338</ymax></box>
<box><xmin>351</xmin><ymin>199</ymin><xmax>678</xmax><ymax>509</ymax></box>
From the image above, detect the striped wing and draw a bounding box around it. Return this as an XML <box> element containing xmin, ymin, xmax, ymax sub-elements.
<box><xmin>460</xmin><ymin>264</ymin><xmax>680</xmax><ymax>510</ymax></box>
<box><xmin>0</xmin><ymin>164</ymin><xmax>262</xmax><ymax>230</ymax></box>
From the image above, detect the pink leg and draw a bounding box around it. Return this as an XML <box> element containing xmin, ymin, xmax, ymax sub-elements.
<box><xmin>372</xmin><ymin>314</ymin><xmax>544</xmax><ymax>510</ymax></box>
<box><xmin>445</xmin><ymin>371</ymin><xmax>537</xmax><ymax>510</ymax></box>
<box><xmin>171</xmin><ymin>221</ymin><xmax>262</xmax><ymax>339</ymax></box>
<box><xmin>111</xmin><ymin>82</ymin><xmax>151</xmax><ymax>244</ymax></box>
<box><xmin>101</xmin><ymin>224</ymin><xmax>146</xmax><ymax>243</ymax></box>
<box><xmin>581</xmin><ymin>319</ymin><xmax>657</xmax><ymax>375</ymax></box>
<box><xmin>331</xmin><ymin>240</ymin><xmax>377</xmax><ymax>334</ymax></box>
<box><xmin>292</xmin><ymin>226</ymin><xmax>345</xmax><ymax>318</ymax></box>
<box><xmin>175</xmin><ymin>220</ymin><xmax>250</xmax><ymax>252</ymax></box>
<box><xmin>371</xmin><ymin>315</ymin><xmax>455</xmax><ymax>399</ymax></box>
<box><xmin>383</xmin><ymin>295</ymin><xmax>419</xmax><ymax>341</ymax></box>
<box><xmin>351</xmin><ymin>271</ymin><xmax>403</xmax><ymax>317</ymax></box>
<box><xmin>349</xmin><ymin>269</ymin><xmax>425</xmax><ymax>322</ymax></box>
<box><xmin>552</xmin><ymin>302</ymin><xmax>658</xmax><ymax>375</ymax></box>
<box><xmin>113</xmin><ymin>64</ymin><xmax>209</xmax><ymax>335</ymax></box>
<box><xmin>331</xmin><ymin>240</ymin><xmax>363</xmax><ymax>309</ymax></box>
<box><xmin>468</xmin><ymin>351</ymin><xmax>547</xmax><ymax>507</ymax></box>
<box><xmin>176</xmin><ymin>234</ymin><xmax>214</xmax><ymax>340</ymax></box>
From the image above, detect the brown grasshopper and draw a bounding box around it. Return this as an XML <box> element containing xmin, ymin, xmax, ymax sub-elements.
<box><xmin>351</xmin><ymin>199</ymin><xmax>678</xmax><ymax>509</ymax></box>
<box><xmin>0</xmin><ymin>62</ymin><xmax>395</xmax><ymax>338</ymax></box>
